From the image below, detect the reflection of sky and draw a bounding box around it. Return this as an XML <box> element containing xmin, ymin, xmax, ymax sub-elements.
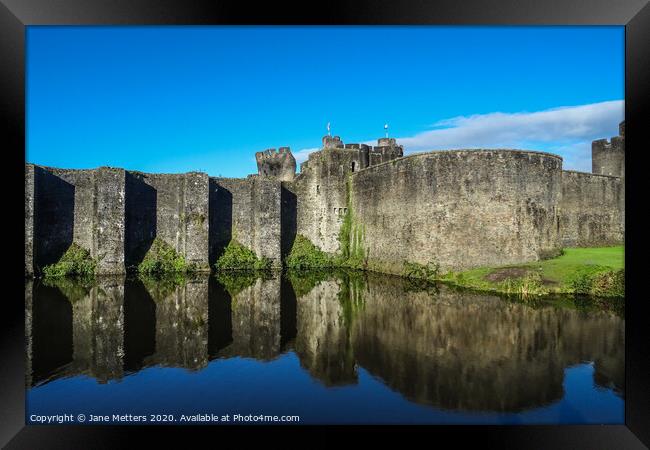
<box><xmin>27</xmin><ymin>356</ymin><xmax>623</xmax><ymax>425</ymax></box>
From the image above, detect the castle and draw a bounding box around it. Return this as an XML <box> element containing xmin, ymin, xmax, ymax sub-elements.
<box><xmin>24</xmin><ymin>122</ymin><xmax>625</xmax><ymax>277</ymax></box>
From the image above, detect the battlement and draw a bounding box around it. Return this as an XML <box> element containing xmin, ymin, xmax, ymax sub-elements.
<box><xmin>322</xmin><ymin>135</ymin><xmax>344</xmax><ymax>149</ymax></box>
<box><xmin>591</xmin><ymin>121</ymin><xmax>625</xmax><ymax>177</ymax></box>
<box><xmin>255</xmin><ymin>146</ymin><xmax>296</xmax><ymax>181</ymax></box>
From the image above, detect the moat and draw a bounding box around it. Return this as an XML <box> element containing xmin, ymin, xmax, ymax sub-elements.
<box><xmin>26</xmin><ymin>271</ymin><xmax>624</xmax><ymax>425</ymax></box>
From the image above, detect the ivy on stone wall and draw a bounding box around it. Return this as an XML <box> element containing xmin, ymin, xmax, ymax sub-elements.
<box><xmin>42</xmin><ymin>243</ymin><xmax>97</xmax><ymax>278</ymax></box>
<box><xmin>138</xmin><ymin>238</ymin><xmax>196</xmax><ymax>274</ymax></box>
<box><xmin>215</xmin><ymin>240</ymin><xmax>272</xmax><ymax>271</ymax></box>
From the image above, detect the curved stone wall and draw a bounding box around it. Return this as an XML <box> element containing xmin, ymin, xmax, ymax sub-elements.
<box><xmin>349</xmin><ymin>150</ymin><xmax>563</xmax><ymax>273</ymax></box>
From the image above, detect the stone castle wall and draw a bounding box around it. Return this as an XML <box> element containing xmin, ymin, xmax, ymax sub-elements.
<box><xmin>24</xmin><ymin>126</ymin><xmax>625</xmax><ymax>276</ymax></box>
<box><xmin>25</xmin><ymin>167</ymin><xmax>281</xmax><ymax>275</ymax></box>
<box><xmin>125</xmin><ymin>171</ymin><xmax>210</xmax><ymax>271</ymax></box>
<box><xmin>26</xmin><ymin>165</ymin><xmax>126</xmax><ymax>275</ymax></box>
<box><xmin>349</xmin><ymin>150</ymin><xmax>564</xmax><ymax>273</ymax></box>
<box><xmin>559</xmin><ymin>171</ymin><xmax>624</xmax><ymax>247</ymax></box>
<box><xmin>209</xmin><ymin>176</ymin><xmax>282</xmax><ymax>267</ymax></box>
<box><xmin>287</xmin><ymin>149</ymin><xmax>354</xmax><ymax>253</ymax></box>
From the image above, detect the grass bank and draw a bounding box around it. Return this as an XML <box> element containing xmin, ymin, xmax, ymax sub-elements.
<box><xmin>438</xmin><ymin>246</ymin><xmax>624</xmax><ymax>298</ymax></box>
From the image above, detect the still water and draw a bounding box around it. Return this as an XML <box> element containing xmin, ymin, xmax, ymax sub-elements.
<box><xmin>25</xmin><ymin>271</ymin><xmax>624</xmax><ymax>425</ymax></box>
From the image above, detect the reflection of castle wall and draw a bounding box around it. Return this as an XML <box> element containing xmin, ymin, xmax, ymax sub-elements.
<box><xmin>220</xmin><ymin>277</ymin><xmax>281</xmax><ymax>360</ymax></box>
<box><xmin>145</xmin><ymin>277</ymin><xmax>209</xmax><ymax>370</ymax></box>
<box><xmin>294</xmin><ymin>279</ymin><xmax>357</xmax><ymax>386</ymax></box>
<box><xmin>28</xmin><ymin>282</ymin><xmax>74</xmax><ymax>386</ymax></box>
<box><xmin>25</xmin><ymin>281</ymin><xmax>33</xmax><ymax>387</ymax></box>
<box><xmin>208</xmin><ymin>277</ymin><xmax>233</xmax><ymax>358</ymax></box>
<box><xmin>350</xmin><ymin>276</ymin><xmax>624</xmax><ymax>412</ymax></box>
<box><xmin>70</xmin><ymin>278</ymin><xmax>125</xmax><ymax>383</ymax></box>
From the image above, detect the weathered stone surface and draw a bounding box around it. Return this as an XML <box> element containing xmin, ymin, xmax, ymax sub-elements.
<box><xmin>256</xmin><ymin>147</ymin><xmax>296</xmax><ymax>181</ymax></box>
<box><xmin>592</xmin><ymin>121</ymin><xmax>625</xmax><ymax>177</ymax></box>
<box><xmin>210</xmin><ymin>176</ymin><xmax>282</xmax><ymax>267</ymax></box>
<box><xmin>350</xmin><ymin>150</ymin><xmax>564</xmax><ymax>273</ymax></box>
<box><xmin>125</xmin><ymin>171</ymin><xmax>210</xmax><ymax>271</ymax></box>
<box><xmin>25</xmin><ymin>165</ymin><xmax>35</xmax><ymax>276</ymax></box>
<box><xmin>29</xmin><ymin>166</ymin><xmax>126</xmax><ymax>275</ymax></box>
<box><xmin>94</xmin><ymin>168</ymin><xmax>126</xmax><ymax>274</ymax></box>
<box><xmin>24</xmin><ymin>124</ymin><xmax>625</xmax><ymax>276</ymax></box>
<box><xmin>559</xmin><ymin>171</ymin><xmax>623</xmax><ymax>247</ymax></box>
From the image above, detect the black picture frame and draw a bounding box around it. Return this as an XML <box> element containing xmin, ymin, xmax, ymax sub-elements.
<box><xmin>2</xmin><ymin>0</ymin><xmax>648</xmax><ymax>447</ymax></box>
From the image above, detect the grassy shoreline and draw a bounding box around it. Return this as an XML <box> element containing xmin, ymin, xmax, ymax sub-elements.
<box><xmin>40</xmin><ymin>238</ymin><xmax>624</xmax><ymax>300</ymax></box>
<box><xmin>437</xmin><ymin>247</ymin><xmax>624</xmax><ymax>298</ymax></box>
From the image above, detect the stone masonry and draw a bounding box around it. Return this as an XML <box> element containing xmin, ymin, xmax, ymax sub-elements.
<box><xmin>24</xmin><ymin>122</ymin><xmax>624</xmax><ymax>276</ymax></box>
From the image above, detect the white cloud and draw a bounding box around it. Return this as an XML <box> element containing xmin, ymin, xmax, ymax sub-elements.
<box><xmin>294</xmin><ymin>100</ymin><xmax>624</xmax><ymax>171</ymax></box>
<box><xmin>293</xmin><ymin>147</ymin><xmax>319</xmax><ymax>165</ymax></box>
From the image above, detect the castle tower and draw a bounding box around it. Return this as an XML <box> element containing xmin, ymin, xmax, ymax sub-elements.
<box><xmin>255</xmin><ymin>147</ymin><xmax>296</xmax><ymax>181</ymax></box>
<box><xmin>370</xmin><ymin>137</ymin><xmax>404</xmax><ymax>167</ymax></box>
<box><xmin>322</xmin><ymin>135</ymin><xmax>344</xmax><ymax>149</ymax></box>
<box><xmin>592</xmin><ymin>121</ymin><xmax>625</xmax><ymax>177</ymax></box>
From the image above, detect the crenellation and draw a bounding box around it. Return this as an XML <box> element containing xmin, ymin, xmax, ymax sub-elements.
<box><xmin>591</xmin><ymin>121</ymin><xmax>625</xmax><ymax>177</ymax></box>
<box><xmin>255</xmin><ymin>147</ymin><xmax>296</xmax><ymax>182</ymax></box>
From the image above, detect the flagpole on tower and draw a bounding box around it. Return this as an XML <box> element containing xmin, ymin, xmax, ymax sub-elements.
<box><xmin>384</xmin><ymin>123</ymin><xmax>389</xmax><ymax>138</ymax></box>
<box><xmin>327</xmin><ymin>122</ymin><xmax>331</xmax><ymax>136</ymax></box>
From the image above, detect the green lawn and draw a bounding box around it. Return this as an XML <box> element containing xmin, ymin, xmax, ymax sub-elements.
<box><xmin>439</xmin><ymin>246</ymin><xmax>624</xmax><ymax>297</ymax></box>
<box><xmin>521</xmin><ymin>246</ymin><xmax>623</xmax><ymax>284</ymax></box>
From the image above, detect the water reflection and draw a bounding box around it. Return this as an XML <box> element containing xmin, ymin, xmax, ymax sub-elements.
<box><xmin>26</xmin><ymin>270</ymin><xmax>624</xmax><ymax>416</ymax></box>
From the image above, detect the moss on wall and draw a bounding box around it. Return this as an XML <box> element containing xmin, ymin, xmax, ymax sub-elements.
<box><xmin>215</xmin><ymin>240</ymin><xmax>272</xmax><ymax>271</ymax></box>
<box><xmin>336</xmin><ymin>177</ymin><xmax>366</xmax><ymax>269</ymax></box>
<box><xmin>285</xmin><ymin>234</ymin><xmax>334</xmax><ymax>269</ymax></box>
<box><xmin>138</xmin><ymin>238</ymin><xmax>196</xmax><ymax>274</ymax></box>
<box><xmin>42</xmin><ymin>243</ymin><xmax>97</xmax><ymax>278</ymax></box>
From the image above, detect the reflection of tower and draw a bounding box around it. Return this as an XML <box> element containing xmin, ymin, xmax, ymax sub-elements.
<box><xmin>26</xmin><ymin>280</ymin><xmax>33</xmax><ymax>388</ymax></box>
<box><xmin>294</xmin><ymin>278</ymin><xmax>358</xmax><ymax>386</ymax></box>
<box><xmin>221</xmin><ymin>276</ymin><xmax>282</xmax><ymax>360</ymax></box>
<box><xmin>123</xmin><ymin>279</ymin><xmax>156</xmax><ymax>372</ymax></box>
<box><xmin>70</xmin><ymin>278</ymin><xmax>125</xmax><ymax>384</ymax></box>
<box><xmin>208</xmin><ymin>276</ymin><xmax>233</xmax><ymax>359</ymax></box>
<box><xmin>27</xmin><ymin>282</ymin><xmax>74</xmax><ymax>387</ymax></box>
<box><xmin>145</xmin><ymin>276</ymin><xmax>209</xmax><ymax>370</ymax></box>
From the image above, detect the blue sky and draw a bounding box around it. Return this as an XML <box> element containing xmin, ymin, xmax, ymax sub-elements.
<box><xmin>27</xmin><ymin>26</ymin><xmax>624</xmax><ymax>176</ymax></box>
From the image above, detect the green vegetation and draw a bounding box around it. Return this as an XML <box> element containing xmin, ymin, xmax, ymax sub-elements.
<box><xmin>216</xmin><ymin>271</ymin><xmax>261</xmax><ymax>297</ymax></box>
<box><xmin>438</xmin><ymin>246</ymin><xmax>624</xmax><ymax>298</ymax></box>
<box><xmin>337</xmin><ymin>208</ymin><xmax>366</xmax><ymax>269</ymax></box>
<box><xmin>337</xmin><ymin>271</ymin><xmax>366</xmax><ymax>327</ymax></box>
<box><xmin>180</xmin><ymin>212</ymin><xmax>206</xmax><ymax>227</ymax></box>
<box><xmin>215</xmin><ymin>240</ymin><xmax>272</xmax><ymax>271</ymax></box>
<box><xmin>42</xmin><ymin>243</ymin><xmax>97</xmax><ymax>278</ymax></box>
<box><xmin>138</xmin><ymin>238</ymin><xmax>196</xmax><ymax>274</ymax></box>
<box><xmin>567</xmin><ymin>266</ymin><xmax>625</xmax><ymax>298</ymax></box>
<box><xmin>138</xmin><ymin>271</ymin><xmax>189</xmax><ymax>300</ymax></box>
<box><xmin>285</xmin><ymin>235</ymin><xmax>335</xmax><ymax>269</ymax></box>
<box><xmin>285</xmin><ymin>268</ymin><xmax>333</xmax><ymax>298</ymax></box>
<box><xmin>403</xmin><ymin>261</ymin><xmax>440</xmax><ymax>282</ymax></box>
<box><xmin>336</xmin><ymin>180</ymin><xmax>366</xmax><ymax>269</ymax></box>
<box><xmin>42</xmin><ymin>275</ymin><xmax>96</xmax><ymax>301</ymax></box>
